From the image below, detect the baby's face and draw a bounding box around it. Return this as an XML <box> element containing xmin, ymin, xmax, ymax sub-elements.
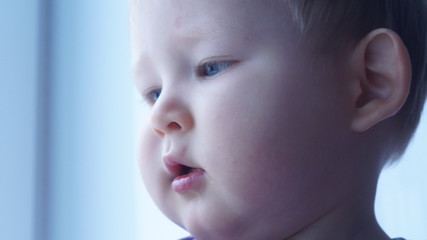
<box><xmin>131</xmin><ymin>1</ymin><xmax>358</xmax><ymax>239</ymax></box>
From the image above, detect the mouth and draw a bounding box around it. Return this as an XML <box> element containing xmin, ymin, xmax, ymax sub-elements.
<box><xmin>172</xmin><ymin>166</ymin><xmax>205</xmax><ymax>192</ymax></box>
<box><xmin>163</xmin><ymin>155</ymin><xmax>205</xmax><ymax>192</ymax></box>
<box><xmin>180</xmin><ymin>165</ymin><xmax>193</xmax><ymax>176</ymax></box>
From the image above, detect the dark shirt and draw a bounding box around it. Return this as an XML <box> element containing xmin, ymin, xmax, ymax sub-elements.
<box><xmin>180</xmin><ymin>237</ymin><xmax>406</xmax><ymax>240</ymax></box>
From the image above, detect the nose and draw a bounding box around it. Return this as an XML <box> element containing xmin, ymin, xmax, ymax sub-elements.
<box><xmin>150</xmin><ymin>91</ymin><xmax>193</xmax><ymax>137</ymax></box>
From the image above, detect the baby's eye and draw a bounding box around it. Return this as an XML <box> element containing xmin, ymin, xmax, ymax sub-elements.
<box><xmin>199</xmin><ymin>61</ymin><xmax>235</xmax><ymax>77</ymax></box>
<box><xmin>145</xmin><ymin>88</ymin><xmax>162</xmax><ymax>104</ymax></box>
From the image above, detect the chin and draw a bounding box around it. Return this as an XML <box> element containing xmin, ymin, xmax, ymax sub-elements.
<box><xmin>181</xmin><ymin>213</ymin><xmax>265</xmax><ymax>240</ymax></box>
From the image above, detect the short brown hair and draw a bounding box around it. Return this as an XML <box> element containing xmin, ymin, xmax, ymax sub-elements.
<box><xmin>284</xmin><ymin>0</ymin><xmax>427</xmax><ymax>163</ymax></box>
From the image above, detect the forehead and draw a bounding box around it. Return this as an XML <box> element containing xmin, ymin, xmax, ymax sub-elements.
<box><xmin>131</xmin><ymin>0</ymin><xmax>287</xmax><ymax>28</ymax></box>
<box><xmin>130</xmin><ymin>0</ymin><xmax>295</xmax><ymax>53</ymax></box>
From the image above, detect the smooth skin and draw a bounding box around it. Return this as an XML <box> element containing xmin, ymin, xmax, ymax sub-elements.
<box><xmin>130</xmin><ymin>1</ymin><xmax>411</xmax><ymax>239</ymax></box>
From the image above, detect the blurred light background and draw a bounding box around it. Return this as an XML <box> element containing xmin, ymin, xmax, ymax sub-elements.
<box><xmin>0</xmin><ymin>1</ymin><xmax>426</xmax><ymax>240</ymax></box>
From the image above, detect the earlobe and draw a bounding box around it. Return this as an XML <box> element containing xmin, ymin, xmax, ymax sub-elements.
<box><xmin>350</xmin><ymin>29</ymin><xmax>411</xmax><ymax>132</ymax></box>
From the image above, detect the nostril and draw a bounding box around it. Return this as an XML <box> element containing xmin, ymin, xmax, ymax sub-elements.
<box><xmin>167</xmin><ymin>122</ymin><xmax>182</xmax><ymax>130</ymax></box>
<box><xmin>152</xmin><ymin>122</ymin><xmax>182</xmax><ymax>137</ymax></box>
<box><xmin>153</xmin><ymin>128</ymin><xmax>165</xmax><ymax>137</ymax></box>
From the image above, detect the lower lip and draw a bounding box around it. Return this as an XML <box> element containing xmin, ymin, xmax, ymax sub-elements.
<box><xmin>172</xmin><ymin>169</ymin><xmax>205</xmax><ymax>192</ymax></box>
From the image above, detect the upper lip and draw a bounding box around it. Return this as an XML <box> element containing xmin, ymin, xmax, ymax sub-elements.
<box><xmin>163</xmin><ymin>153</ymin><xmax>202</xmax><ymax>177</ymax></box>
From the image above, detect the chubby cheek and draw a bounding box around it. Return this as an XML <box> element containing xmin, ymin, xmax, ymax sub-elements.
<box><xmin>193</xmin><ymin>74</ymin><xmax>351</xmax><ymax>227</ymax></box>
<box><xmin>190</xmin><ymin>129</ymin><xmax>313</xmax><ymax>239</ymax></box>
<box><xmin>204</xmin><ymin>133</ymin><xmax>295</xmax><ymax>206</ymax></box>
<box><xmin>197</xmin><ymin>110</ymin><xmax>297</xmax><ymax>210</ymax></box>
<box><xmin>138</xmin><ymin>124</ymin><xmax>178</xmax><ymax>220</ymax></box>
<box><xmin>138</xmin><ymin>124</ymin><xmax>161</xmax><ymax>193</ymax></box>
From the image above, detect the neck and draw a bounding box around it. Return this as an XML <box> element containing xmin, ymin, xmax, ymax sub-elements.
<box><xmin>286</xmin><ymin>194</ymin><xmax>390</xmax><ymax>240</ymax></box>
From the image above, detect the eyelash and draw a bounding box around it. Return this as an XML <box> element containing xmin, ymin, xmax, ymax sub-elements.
<box><xmin>144</xmin><ymin>60</ymin><xmax>236</xmax><ymax>104</ymax></box>
<box><xmin>198</xmin><ymin>60</ymin><xmax>235</xmax><ymax>77</ymax></box>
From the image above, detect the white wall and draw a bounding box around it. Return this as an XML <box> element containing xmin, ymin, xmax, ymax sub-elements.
<box><xmin>376</xmin><ymin>110</ymin><xmax>427</xmax><ymax>240</ymax></box>
<box><xmin>1</xmin><ymin>0</ymin><xmax>137</xmax><ymax>240</ymax></box>
<box><xmin>47</xmin><ymin>0</ymin><xmax>136</xmax><ymax>239</ymax></box>
<box><xmin>0</xmin><ymin>1</ymin><xmax>39</xmax><ymax>239</ymax></box>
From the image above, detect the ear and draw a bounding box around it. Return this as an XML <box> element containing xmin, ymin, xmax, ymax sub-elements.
<box><xmin>350</xmin><ymin>29</ymin><xmax>411</xmax><ymax>132</ymax></box>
